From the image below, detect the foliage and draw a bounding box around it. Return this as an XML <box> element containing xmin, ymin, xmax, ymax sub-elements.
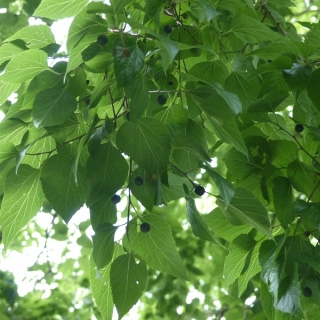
<box><xmin>1</xmin><ymin>0</ymin><xmax>320</xmax><ymax>319</ymax></box>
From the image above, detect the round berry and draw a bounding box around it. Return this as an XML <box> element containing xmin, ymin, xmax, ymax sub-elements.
<box><xmin>168</xmin><ymin>80</ymin><xmax>174</xmax><ymax>86</ymax></box>
<box><xmin>194</xmin><ymin>185</ymin><xmax>205</xmax><ymax>196</ymax></box>
<box><xmin>295</xmin><ymin>124</ymin><xmax>304</xmax><ymax>133</ymax></box>
<box><xmin>157</xmin><ymin>95</ymin><xmax>167</xmax><ymax>105</ymax></box>
<box><xmin>134</xmin><ymin>176</ymin><xmax>143</xmax><ymax>186</ymax></box>
<box><xmin>140</xmin><ymin>222</ymin><xmax>151</xmax><ymax>233</ymax></box>
<box><xmin>303</xmin><ymin>287</ymin><xmax>312</xmax><ymax>297</ymax></box>
<box><xmin>163</xmin><ymin>25</ymin><xmax>173</xmax><ymax>34</ymax></box>
<box><xmin>304</xmin><ymin>231</ymin><xmax>311</xmax><ymax>237</ymax></box>
<box><xmin>111</xmin><ymin>194</ymin><xmax>121</xmax><ymax>204</ymax></box>
<box><xmin>97</xmin><ymin>34</ymin><xmax>108</xmax><ymax>46</ymax></box>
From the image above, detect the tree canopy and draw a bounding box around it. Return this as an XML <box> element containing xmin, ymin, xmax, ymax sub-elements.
<box><xmin>1</xmin><ymin>0</ymin><xmax>320</xmax><ymax>319</ymax></box>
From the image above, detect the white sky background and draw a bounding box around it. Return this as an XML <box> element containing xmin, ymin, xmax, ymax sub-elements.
<box><xmin>0</xmin><ymin>12</ymin><xmax>257</xmax><ymax>320</ymax></box>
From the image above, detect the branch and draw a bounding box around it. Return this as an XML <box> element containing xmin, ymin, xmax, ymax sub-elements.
<box><xmin>261</xmin><ymin>0</ymin><xmax>287</xmax><ymax>36</ymax></box>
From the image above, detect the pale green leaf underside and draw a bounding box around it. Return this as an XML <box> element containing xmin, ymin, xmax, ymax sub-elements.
<box><xmin>0</xmin><ymin>49</ymin><xmax>48</xmax><ymax>84</ymax></box>
<box><xmin>0</xmin><ymin>165</ymin><xmax>44</xmax><ymax>248</ymax></box>
<box><xmin>34</xmin><ymin>0</ymin><xmax>89</xmax><ymax>19</ymax></box>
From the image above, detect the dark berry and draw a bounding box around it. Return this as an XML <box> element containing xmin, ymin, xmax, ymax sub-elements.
<box><xmin>182</xmin><ymin>13</ymin><xmax>188</xmax><ymax>19</ymax></box>
<box><xmin>194</xmin><ymin>185</ymin><xmax>205</xmax><ymax>196</ymax></box>
<box><xmin>303</xmin><ymin>287</ymin><xmax>312</xmax><ymax>297</ymax></box>
<box><xmin>97</xmin><ymin>34</ymin><xmax>108</xmax><ymax>46</ymax></box>
<box><xmin>134</xmin><ymin>176</ymin><xmax>143</xmax><ymax>186</ymax></box>
<box><xmin>126</xmin><ymin>112</ymin><xmax>131</xmax><ymax>121</ymax></box>
<box><xmin>168</xmin><ymin>80</ymin><xmax>173</xmax><ymax>86</ymax></box>
<box><xmin>304</xmin><ymin>231</ymin><xmax>311</xmax><ymax>237</ymax></box>
<box><xmin>140</xmin><ymin>222</ymin><xmax>150</xmax><ymax>233</ymax></box>
<box><xmin>163</xmin><ymin>25</ymin><xmax>173</xmax><ymax>34</ymax></box>
<box><xmin>157</xmin><ymin>95</ymin><xmax>167</xmax><ymax>105</ymax></box>
<box><xmin>111</xmin><ymin>194</ymin><xmax>121</xmax><ymax>204</ymax></box>
<box><xmin>295</xmin><ymin>124</ymin><xmax>304</xmax><ymax>133</ymax></box>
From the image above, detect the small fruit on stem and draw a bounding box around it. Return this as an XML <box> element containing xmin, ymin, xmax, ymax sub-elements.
<box><xmin>295</xmin><ymin>124</ymin><xmax>304</xmax><ymax>133</ymax></box>
<box><xmin>194</xmin><ymin>185</ymin><xmax>205</xmax><ymax>196</ymax></box>
<box><xmin>157</xmin><ymin>95</ymin><xmax>167</xmax><ymax>105</ymax></box>
<box><xmin>97</xmin><ymin>34</ymin><xmax>108</xmax><ymax>46</ymax></box>
<box><xmin>134</xmin><ymin>176</ymin><xmax>143</xmax><ymax>186</ymax></box>
<box><xmin>140</xmin><ymin>222</ymin><xmax>151</xmax><ymax>233</ymax></box>
<box><xmin>303</xmin><ymin>287</ymin><xmax>312</xmax><ymax>297</ymax></box>
<box><xmin>111</xmin><ymin>194</ymin><xmax>121</xmax><ymax>204</ymax></box>
<box><xmin>163</xmin><ymin>25</ymin><xmax>173</xmax><ymax>34</ymax></box>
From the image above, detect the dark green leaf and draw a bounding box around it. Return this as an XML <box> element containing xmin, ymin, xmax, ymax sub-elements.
<box><xmin>203</xmin><ymin>164</ymin><xmax>234</xmax><ymax>207</ymax></box>
<box><xmin>92</xmin><ymin>223</ymin><xmax>117</xmax><ymax>269</ymax></box>
<box><xmin>184</xmin><ymin>185</ymin><xmax>215</xmax><ymax>242</ymax></box>
<box><xmin>41</xmin><ymin>153</ymin><xmax>88</xmax><ymax>223</ymax></box>
<box><xmin>110</xmin><ymin>253</ymin><xmax>147</xmax><ymax>319</ymax></box>
<box><xmin>217</xmin><ymin>188</ymin><xmax>272</xmax><ymax>237</ymax></box>
<box><xmin>33</xmin><ymin>88</ymin><xmax>77</xmax><ymax>128</ymax></box>
<box><xmin>127</xmin><ymin>215</ymin><xmax>188</xmax><ymax>280</ymax></box>
<box><xmin>0</xmin><ymin>165</ymin><xmax>44</xmax><ymax>248</ymax></box>
<box><xmin>116</xmin><ymin>118</ymin><xmax>171</xmax><ymax>173</ymax></box>
<box><xmin>272</xmin><ymin>177</ymin><xmax>294</xmax><ymax>228</ymax></box>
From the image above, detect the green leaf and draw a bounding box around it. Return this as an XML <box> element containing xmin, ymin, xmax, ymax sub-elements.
<box><xmin>0</xmin><ymin>119</ymin><xmax>29</xmax><ymax>147</ymax></box>
<box><xmin>114</xmin><ymin>38</ymin><xmax>144</xmax><ymax>87</ymax></box>
<box><xmin>0</xmin><ymin>43</ymin><xmax>24</xmax><ymax>65</ymax></box>
<box><xmin>41</xmin><ymin>153</ymin><xmax>88</xmax><ymax>223</ymax></box>
<box><xmin>154</xmin><ymin>104</ymin><xmax>188</xmax><ymax>132</ymax></box>
<box><xmin>188</xmin><ymin>61</ymin><xmax>228</xmax><ymax>85</ymax></box>
<box><xmin>270</xmin><ymin>140</ymin><xmax>298</xmax><ymax>167</ymax></box>
<box><xmin>272</xmin><ymin>177</ymin><xmax>294</xmax><ymax>228</ymax></box>
<box><xmin>116</xmin><ymin>118</ymin><xmax>171</xmax><ymax>173</ymax></box>
<box><xmin>217</xmin><ymin>188</ymin><xmax>272</xmax><ymax>237</ymax></box>
<box><xmin>248</xmin><ymin>91</ymin><xmax>289</xmax><ymax>113</ymax></box>
<box><xmin>0</xmin><ymin>143</ymin><xmax>17</xmax><ymax>168</ymax></box>
<box><xmin>66</xmin><ymin>9</ymin><xmax>109</xmax><ymax>72</ymax></box>
<box><xmin>189</xmin><ymin>0</ymin><xmax>219</xmax><ymax>23</ymax></box>
<box><xmin>0</xmin><ymin>81</ymin><xmax>20</xmax><ymax>105</ymax></box>
<box><xmin>192</xmin><ymin>86</ymin><xmax>247</xmax><ymax>155</ymax></box>
<box><xmin>224</xmin><ymin>147</ymin><xmax>259</xmax><ymax>180</ymax></box>
<box><xmin>238</xmin><ymin>242</ymin><xmax>261</xmax><ymax>297</ymax></box>
<box><xmin>4</xmin><ymin>25</ymin><xmax>55</xmax><ymax>49</ymax></box>
<box><xmin>173</xmin><ymin>133</ymin><xmax>210</xmax><ymax>163</ymax></box>
<box><xmin>87</xmin><ymin>141</ymin><xmax>128</xmax><ymax>194</ymax></box>
<box><xmin>87</xmin><ymin>142</ymin><xmax>128</xmax><ymax>227</ymax></box>
<box><xmin>89</xmin><ymin>78</ymin><xmax>113</xmax><ymax>109</ymax></box>
<box><xmin>287</xmin><ymin>160</ymin><xmax>320</xmax><ymax>202</ymax></box>
<box><xmin>184</xmin><ymin>185</ymin><xmax>215</xmax><ymax>242</ymax></box>
<box><xmin>33</xmin><ymin>87</ymin><xmax>77</xmax><ymax>128</ymax></box>
<box><xmin>90</xmin><ymin>244</ymin><xmax>124</xmax><ymax>320</ymax></box>
<box><xmin>127</xmin><ymin>215</ymin><xmax>188</xmax><ymax>280</ymax></box>
<box><xmin>110</xmin><ymin>253</ymin><xmax>147</xmax><ymax>319</ymax></box>
<box><xmin>275</xmin><ymin>271</ymin><xmax>302</xmax><ymax>317</ymax></box>
<box><xmin>34</xmin><ymin>0</ymin><xmax>89</xmax><ymax>19</ymax></box>
<box><xmin>0</xmin><ymin>165</ymin><xmax>44</xmax><ymax>248</ymax></box>
<box><xmin>130</xmin><ymin>168</ymin><xmax>157</xmax><ymax>212</ymax></box>
<box><xmin>203</xmin><ymin>208</ymin><xmax>252</xmax><ymax>242</ymax></box>
<box><xmin>92</xmin><ymin>223</ymin><xmax>117</xmax><ymax>270</ymax></box>
<box><xmin>307</xmin><ymin>68</ymin><xmax>320</xmax><ymax>112</ymax></box>
<box><xmin>203</xmin><ymin>164</ymin><xmax>235</xmax><ymax>207</ymax></box>
<box><xmin>223</xmin><ymin>234</ymin><xmax>256</xmax><ymax>287</ymax></box>
<box><xmin>23</xmin><ymin>70</ymin><xmax>64</xmax><ymax>110</ymax></box>
<box><xmin>230</xmin><ymin>15</ymin><xmax>281</xmax><ymax>43</ymax></box>
<box><xmin>125</xmin><ymin>76</ymin><xmax>149</xmax><ymax>120</ymax></box>
<box><xmin>225</xmin><ymin>72</ymin><xmax>259</xmax><ymax>111</ymax></box>
<box><xmin>0</xmin><ymin>49</ymin><xmax>48</xmax><ymax>83</ymax></box>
